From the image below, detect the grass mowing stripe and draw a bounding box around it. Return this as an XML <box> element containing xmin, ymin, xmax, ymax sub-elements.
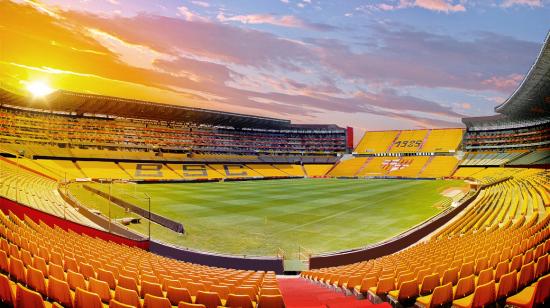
<box><xmin>71</xmin><ymin>178</ymin><xmax>467</xmax><ymax>258</ymax></box>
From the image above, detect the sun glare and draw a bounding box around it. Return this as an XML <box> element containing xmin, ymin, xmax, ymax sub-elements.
<box><xmin>26</xmin><ymin>81</ymin><xmax>56</xmax><ymax>98</ymax></box>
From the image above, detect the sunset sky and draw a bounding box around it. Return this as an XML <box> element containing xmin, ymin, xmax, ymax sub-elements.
<box><xmin>0</xmin><ymin>0</ymin><xmax>548</xmax><ymax>139</ymax></box>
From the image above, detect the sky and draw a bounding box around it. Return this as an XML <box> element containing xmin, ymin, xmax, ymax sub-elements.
<box><xmin>0</xmin><ymin>0</ymin><xmax>549</xmax><ymax>142</ymax></box>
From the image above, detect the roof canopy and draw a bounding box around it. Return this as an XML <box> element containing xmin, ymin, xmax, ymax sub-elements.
<box><xmin>495</xmin><ymin>32</ymin><xmax>550</xmax><ymax>117</ymax></box>
<box><xmin>0</xmin><ymin>88</ymin><xmax>300</xmax><ymax>129</ymax></box>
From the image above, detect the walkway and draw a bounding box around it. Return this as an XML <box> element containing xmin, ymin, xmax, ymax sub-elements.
<box><xmin>278</xmin><ymin>277</ymin><xmax>391</xmax><ymax>308</ymax></box>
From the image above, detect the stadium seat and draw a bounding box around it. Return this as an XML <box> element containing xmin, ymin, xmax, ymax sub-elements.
<box><xmin>47</xmin><ymin>275</ymin><xmax>73</xmax><ymax>308</ymax></box>
<box><xmin>110</xmin><ymin>299</ymin><xmax>137</xmax><ymax>308</ymax></box>
<box><xmin>26</xmin><ymin>265</ymin><xmax>47</xmax><ymax>298</ymax></box>
<box><xmin>67</xmin><ymin>270</ymin><xmax>87</xmax><ymax>291</ymax></box>
<box><xmin>114</xmin><ymin>286</ymin><xmax>141</xmax><ymax>308</ymax></box>
<box><xmin>506</xmin><ymin>273</ymin><xmax>550</xmax><ymax>308</ymax></box>
<box><xmin>195</xmin><ymin>291</ymin><xmax>222</xmax><ymax>308</ymax></box>
<box><xmin>0</xmin><ymin>273</ymin><xmax>14</xmax><ymax>306</ymax></box>
<box><xmin>142</xmin><ymin>294</ymin><xmax>171</xmax><ymax>308</ymax></box>
<box><xmin>257</xmin><ymin>294</ymin><xmax>285</xmax><ymax>308</ymax></box>
<box><xmin>140</xmin><ymin>281</ymin><xmax>164</xmax><ymax>298</ymax></box>
<box><xmin>9</xmin><ymin>257</ymin><xmax>26</xmax><ymax>284</ymax></box>
<box><xmin>15</xmin><ymin>283</ymin><xmax>45</xmax><ymax>308</ymax></box>
<box><xmin>166</xmin><ymin>286</ymin><xmax>192</xmax><ymax>306</ymax></box>
<box><xmin>415</xmin><ymin>282</ymin><xmax>453</xmax><ymax>308</ymax></box>
<box><xmin>496</xmin><ymin>270</ymin><xmax>517</xmax><ymax>301</ymax></box>
<box><xmin>452</xmin><ymin>281</ymin><xmax>495</xmax><ymax>308</ymax></box>
<box><xmin>225</xmin><ymin>294</ymin><xmax>255</xmax><ymax>308</ymax></box>
<box><xmin>88</xmin><ymin>277</ymin><xmax>112</xmax><ymax>303</ymax></box>
<box><xmin>177</xmin><ymin>303</ymin><xmax>206</xmax><ymax>308</ymax></box>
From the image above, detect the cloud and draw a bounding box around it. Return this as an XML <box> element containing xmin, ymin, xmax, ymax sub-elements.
<box><xmin>500</xmin><ymin>0</ymin><xmax>543</xmax><ymax>8</ymax></box>
<box><xmin>190</xmin><ymin>1</ymin><xmax>210</xmax><ymax>8</ymax></box>
<box><xmin>216</xmin><ymin>12</ymin><xmax>335</xmax><ymax>31</ymax></box>
<box><xmin>358</xmin><ymin>0</ymin><xmax>466</xmax><ymax>13</ymax></box>
<box><xmin>177</xmin><ymin>6</ymin><xmax>208</xmax><ymax>22</ymax></box>
<box><xmin>481</xmin><ymin>74</ymin><xmax>524</xmax><ymax>92</ymax></box>
<box><xmin>310</xmin><ymin>25</ymin><xmax>539</xmax><ymax>92</ymax></box>
<box><xmin>1</xmin><ymin>0</ymin><xmax>537</xmax><ymax>132</ymax></box>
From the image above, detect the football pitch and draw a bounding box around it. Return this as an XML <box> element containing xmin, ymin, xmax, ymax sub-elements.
<box><xmin>69</xmin><ymin>178</ymin><xmax>466</xmax><ymax>259</ymax></box>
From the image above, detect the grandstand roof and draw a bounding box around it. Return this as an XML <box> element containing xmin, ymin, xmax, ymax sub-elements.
<box><xmin>0</xmin><ymin>88</ymin><xmax>322</xmax><ymax>130</ymax></box>
<box><xmin>495</xmin><ymin>31</ymin><xmax>550</xmax><ymax>117</ymax></box>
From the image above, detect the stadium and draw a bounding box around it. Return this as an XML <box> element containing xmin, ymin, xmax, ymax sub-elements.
<box><xmin>0</xmin><ymin>2</ymin><xmax>549</xmax><ymax>308</ymax></box>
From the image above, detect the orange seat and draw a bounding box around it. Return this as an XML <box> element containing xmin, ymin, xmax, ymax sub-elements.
<box><xmin>118</xmin><ymin>275</ymin><xmax>139</xmax><ymax>293</ymax></box>
<box><xmin>143</xmin><ymin>294</ymin><xmax>171</xmax><ymax>308</ymax></box>
<box><xmin>496</xmin><ymin>270</ymin><xmax>517</xmax><ymax>301</ymax></box>
<box><xmin>88</xmin><ymin>277</ymin><xmax>112</xmax><ymax>303</ymax></box>
<box><xmin>185</xmin><ymin>282</ymin><xmax>206</xmax><ymax>297</ymax></box>
<box><xmin>15</xmin><ymin>283</ymin><xmax>45</xmax><ymax>308</ymax></box>
<box><xmin>64</xmin><ymin>257</ymin><xmax>79</xmax><ymax>273</ymax></box>
<box><xmin>177</xmin><ymin>303</ymin><xmax>206</xmax><ymax>308</ymax></box>
<box><xmin>209</xmin><ymin>285</ymin><xmax>230</xmax><ymax>300</ymax></box>
<box><xmin>0</xmin><ymin>273</ymin><xmax>15</xmax><ymax>306</ymax></box>
<box><xmin>506</xmin><ymin>273</ymin><xmax>550</xmax><ymax>308</ymax></box>
<box><xmin>534</xmin><ymin>255</ymin><xmax>548</xmax><ymax>279</ymax></box>
<box><xmin>9</xmin><ymin>257</ymin><xmax>26</xmax><ymax>284</ymax></box>
<box><xmin>226</xmin><ymin>294</ymin><xmax>254</xmax><ymax>308</ymax></box>
<box><xmin>67</xmin><ymin>270</ymin><xmax>87</xmax><ymax>291</ymax></box>
<box><xmin>33</xmin><ymin>256</ymin><xmax>48</xmax><ymax>278</ymax></box>
<box><xmin>195</xmin><ymin>291</ymin><xmax>222</xmax><ymax>308</ymax></box>
<box><xmin>415</xmin><ymin>282</ymin><xmax>453</xmax><ymax>308</ymax></box>
<box><xmin>166</xmin><ymin>286</ymin><xmax>192</xmax><ymax>306</ymax></box>
<box><xmin>97</xmin><ymin>268</ymin><xmax>117</xmax><ymax>290</ymax></box>
<box><xmin>420</xmin><ymin>273</ymin><xmax>440</xmax><ymax>296</ymax></box>
<box><xmin>75</xmin><ymin>287</ymin><xmax>104</xmax><ymax>308</ymax></box>
<box><xmin>26</xmin><ymin>265</ymin><xmax>47</xmax><ymax>298</ymax></box>
<box><xmin>257</xmin><ymin>294</ymin><xmax>284</xmax><ymax>308</ymax></box>
<box><xmin>140</xmin><ymin>280</ymin><xmax>164</xmax><ymax>298</ymax></box>
<box><xmin>48</xmin><ymin>276</ymin><xmax>73</xmax><ymax>308</ymax></box>
<box><xmin>79</xmin><ymin>263</ymin><xmax>95</xmax><ymax>280</ymax></box>
<box><xmin>441</xmin><ymin>267</ymin><xmax>459</xmax><ymax>286</ymax></box>
<box><xmin>114</xmin><ymin>286</ymin><xmax>141</xmax><ymax>308</ymax></box>
<box><xmin>453</xmin><ymin>275</ymin><xmax>475</xmax><ymax>299</ymax></box>
<box><xmin>161</xmin><ymin>278</ymin><xmax>180</xmax><ymax>291</ymax></box>
<box><xmin>494</xmin><ymin>261</ymin><xmax>509</xmax><ymax>283</ymax></box>
<box><xmin>453</xmin><ymin>281</ymin><xmax>495</xmax><ymax>308</ymax></box>
<box><xmin>0</xmin><ymin>251</ymin><xmax>9</xmax><ymax>273</ymax></box>
<box><xmin>20</xmin><ymin>249</ymin><xmax>33</xmax><ymax>268</ymax></box>
<box><xmin>49</xmin><ymin>263</ymin><xmax>66</xmax><ymax>281</ymax></box>
<box><xmin>517</xmin><ymin>261</ymin><xmax>535</xmax><ymax>290</ymax></box>
<box><xmin>110</xmin><ymin>299</ymin><xmax>136</xmax><ymax>308</ymax></box>
<box><xmin>476</xmin><ymin>268</ymin><xmax>494</xmax><ymax>286</ymax></box>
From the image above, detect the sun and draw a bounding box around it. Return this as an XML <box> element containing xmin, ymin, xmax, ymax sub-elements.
<box><xmin>26</xmin><ymin>81</ymin><xmax>56</xmax><ymax>98</ymax></box>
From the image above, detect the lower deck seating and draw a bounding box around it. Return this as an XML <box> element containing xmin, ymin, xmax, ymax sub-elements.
<box><xmin>0</xmin><ymin>159</ymin><xmax>95</xmax><ymax>227</ymax></box>
<box><xmin>328</xmin><ymin>158</ymin><xmax>368</xmax><ymax>177</ymax></box>
<box><xmin>303</xmin><ymin>165</ymin><xmax>332</xmax><ymax>177</ymax></box>
<box><xmin>0</xmin><ymin>211</ymin><xmax>283</xmax><ymax>308</ymax></box>
<box><xmin>419</xmin><ymin>156</ymin><xmax>459</xmax><ymax>178</ymax></box>
<box><xmin>301</xmin><ymin>168</ymin><xmax>550</xmax><ymax>308</ymax></box>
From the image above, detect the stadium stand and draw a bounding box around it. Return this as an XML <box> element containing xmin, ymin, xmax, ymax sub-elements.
<box><xmin>246</xmin><ymin>164</ymin><xmax>289</xmax><ymax>177</ymax></box>
<box><xmin>420</xmin><ymin>129</ymin><xmax>464</xmax><ymax>153</ymax></box>
<box><xmin>419</xmin><ymin>156</ymin><xmax>459</xmax><ymax>178</ymax></box>
<box><xmin>0</xmin><ymin>210</ymin><xmax>282</xmax><ymax>308</ymax></box>
<box><xmin>327</xmin><ymin>157</ymin><xmax>369</xmax><ymax>177</ymax></box>
<box><xmin>273</xmin><ymin>164</ymin><xmax>305</xmax><ymax>177</ymax></box>
<box><xmin>303</xmin><ymin>164</ymin><xmax>332</xmax><ymax>177</ymax></box>
<box><xmin>76</xmin><ymin>161</ymin><xmax>130</xmax><ymax>180</ymax></box>
<box><xmin>0</xmin><ymin>102</ymin><xmax>349</xmax><ymax>157</ymax></box>
<box><xmin>0</xmin><ymin>159</ymin><xmax>94</xmax><ymax>227</ymax></box>
<box><xmin>301</xmin><ymin>169</ymin><xmax>549</xmax><ymax>307</ymax></box>
<box><xmin>355</xmin><ymin>131</ymin><xmax>399</xmax><ymax>154</ymax></box>
<box><xmin>389</xmin><ymin>130</ymin><xmax>428</xmax><ymax>153</ymax></box>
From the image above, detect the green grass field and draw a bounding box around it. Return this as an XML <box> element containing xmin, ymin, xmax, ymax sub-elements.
<box><xmin>69</xmin><ymin>178</ymin><xmax>466</xmax><ymax>259</ymax></box>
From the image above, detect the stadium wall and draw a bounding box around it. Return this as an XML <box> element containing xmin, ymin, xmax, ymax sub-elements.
<box><xmin>0</xmin><ymin>196</ymin><xmax>149</xmax><ymax>249</ymax></box>
<box><xmin>308</xmin><ymin>188</ymin><xmax>480</xmax><ymax>268</ymax></box>
<box><xmin>149</xmin><ymin>241</ymin><xmax>284</xmax><ymax>274</ymax></box>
